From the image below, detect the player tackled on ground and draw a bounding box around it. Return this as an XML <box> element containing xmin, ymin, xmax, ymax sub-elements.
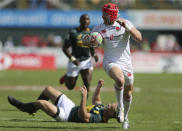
<box><xmin>8</xmin><ymin>80</ymin><xmax>118</xmax><ymax>123</ymax></box>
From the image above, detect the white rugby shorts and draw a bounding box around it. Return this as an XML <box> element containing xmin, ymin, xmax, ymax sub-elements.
<box><xmin>103</xmin><ymin>62</ymin><xmax>134</xmax><ymax>86</ymax></box>
<box><xmin>67</xmin><ymin>57</ymin><xmax>93</xmax><ymax>77</ymax></box>
<box><xmin>55</xmin><ymin>94</ymin><xmax>75</xmax><ymax>122</ymax></box>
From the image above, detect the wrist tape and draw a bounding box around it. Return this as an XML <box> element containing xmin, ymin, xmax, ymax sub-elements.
<box><xmin>125</xmin><ymin>22</ymin><xmax>134</xmax><ymax>31</ymax></box>
<box><xmin>70</xmin><ymin>56</ymin><xmax>76</xmax><ymax>62</ymax></box>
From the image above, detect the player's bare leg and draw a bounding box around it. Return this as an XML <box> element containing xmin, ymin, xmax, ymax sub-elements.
<box><xmin>80</xmin><ymin>69</ymin><xmax>92</xmax><ymax>92</ymax></box>
<box><xmin>65</xmin><ymin>76</ymin><xmax>78</xmax><ymax>90</ymax></box>
<box><xmin>108</xmin><ymin>66</ymin><xmax>125</xmax><ymax>123</ymax></box>
<box><xmin>42</xmin><ymin>86</ymin><xmax>62</xmax><ymax>104</ymax></box>
<box><xmin>8</xmin><ymin>86</ymin><xmax>62</xmax><ymax>116</ymax></box>
<box><xmin>123</xmin><ymin>84</ymin><xmax>133</xmax><ymax>129</ymax></box>
<box><xmin>34</xmin><ymin>100</ymin><xmax>58</xmax><ymax>117</ymax></box>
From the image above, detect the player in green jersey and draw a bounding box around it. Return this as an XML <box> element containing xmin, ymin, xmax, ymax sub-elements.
<box><xmin>59</xmin><ymin>14</ymin><xmax>98</xmax><ymax>93</ymax></box>
<box><xmin>8</xmin><ymin>80</ymin><xmax>117</xmax><ymax>123</ymax></box>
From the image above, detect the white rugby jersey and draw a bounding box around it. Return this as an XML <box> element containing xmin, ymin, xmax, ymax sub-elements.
<box><xmin>92</xmin><ymin>20</ymin><xmax>133</xmax><ymax>67</ymax></box>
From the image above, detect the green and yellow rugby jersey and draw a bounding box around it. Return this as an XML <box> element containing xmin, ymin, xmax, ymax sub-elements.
<box><xmin>68</xmin><ymin>104</ymin><xmax>105</xmax><ymax>123</ymax></box>
<box><xmin>64</xmin><ymin>27</ymin><xmax>91</xmax><ymax>61</ymax></box>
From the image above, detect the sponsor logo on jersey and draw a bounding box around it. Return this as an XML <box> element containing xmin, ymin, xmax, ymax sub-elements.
<box><xmin>76</xmin><ymin>34</ymin><xmax>89</xmax><ymax>48</ymax></box>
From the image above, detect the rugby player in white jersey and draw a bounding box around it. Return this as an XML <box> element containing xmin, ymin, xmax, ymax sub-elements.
<box><xmin>84</xmin><ymin>3</ymin><xmax>142</xmax><ymax>129</ymax></box>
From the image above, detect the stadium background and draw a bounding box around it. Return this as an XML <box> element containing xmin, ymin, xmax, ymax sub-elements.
<box><xmin>0</xmin><ymin>0</ymin><xmax>182</xmax><ymax>72</ymax></box>
<box><xmin>0</xmin><ymin>0</ymin><xmax>182</xmax><ymax>131</ymax></box>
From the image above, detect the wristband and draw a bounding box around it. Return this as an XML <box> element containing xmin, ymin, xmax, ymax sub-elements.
<box><xmin>70</xmin><ymin>56</ymin><xmax>76</xmax><ymax>62</ymax></box>
<box><xmin>125</xmin><ymin>23</ymin><xmax>134</xmax><ymax>31</ymax></box>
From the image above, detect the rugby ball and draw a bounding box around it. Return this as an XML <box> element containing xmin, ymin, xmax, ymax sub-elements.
<box><xmin>89</xmin><ymin>32</ymin><xmax>103</xmax><ymax>47</ymax></box>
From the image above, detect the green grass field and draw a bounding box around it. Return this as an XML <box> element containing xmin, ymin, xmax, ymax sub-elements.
<box><xmin>0</xmin><ymin>68</ymin><xmax>182</xmax><ymax>131</ymax></box>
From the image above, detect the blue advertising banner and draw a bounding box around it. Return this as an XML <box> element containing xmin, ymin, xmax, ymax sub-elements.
<box><xmin>0</xmin><ymin>10</ymin><xmax>127</xmax><ymax>28</ymax></box>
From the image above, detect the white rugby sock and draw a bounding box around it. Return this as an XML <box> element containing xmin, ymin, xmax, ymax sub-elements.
<box><xmin>124</xmin><ymin>95</ymin><xmax>132</xmax><ymax>121</ymax></box>
<box><xmin>114</xmin><ymin>84</ymin><xmax>124</xmax><ymax>110</ymax></box>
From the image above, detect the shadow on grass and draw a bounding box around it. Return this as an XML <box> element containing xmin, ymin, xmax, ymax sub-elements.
<box><xmin>0</xmin><ymin>125</ymin><xmax>120</xmax><ymax>130</ymax></box>
<box><xmin>0</xmin><ymin>119</ymin><xmax>121</xmax><ymax>130</ymax></box>
<box><xmin>1</xmin><ymin>118</ymin><xmax>56</xmax><ymax>123</ymax></box>
<box><xmin>0</xmin><ymin>109</ymin><xmax>17</xmax><ymax>111</ymax></box>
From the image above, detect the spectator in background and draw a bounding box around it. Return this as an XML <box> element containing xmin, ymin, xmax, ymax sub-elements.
<box><xmin>29</xmin><ymin>0</ymin><xmax>47</xmax><ymax>9</ymax></box>
<box><xmin>22</xmin><ymin>35</ymin><xmax>47</xmax><ymax>48</ymax></box>
<box><xmin>4</xmin><ymin>36</ymin><xmax>14</xmax><ymax>49</ymax></box>
<box><xmin>152</xmin><ymin>34</ymin><xmax>181</xmax><ymax>52</ymax></box>
<box><xmin>0</xmin><ymin>40</ymin><xmax>3</xmax><ymax>50</ymax></box>
<box><xmin>141</xmin><ymin>38</ymin><xmax>150</xmax><ymax>52</ymax></box>
<box><xmin>47</xmin><ymin>33</ymin><xmax>63</xmax><ymax>47</ymax></box>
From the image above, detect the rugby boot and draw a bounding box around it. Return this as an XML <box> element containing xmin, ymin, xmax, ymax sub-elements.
<box><xmin>8</xmin><ymin>96</ymin><xmax>24</xmax><ymax>110</ymax></box>
<box><xmin>122</xmin><ymin>120</ymin><xmax>130</xmax><ymax>129</ymax></box>
<box><xmin>8</xmin><ymin>96</ymin><xmax>37</xmax><ymax>114</ymax></box>
<box><xmin>59</xmin><ymin>74</ymin><xmax>66</xmax><ymax>84</ymax></box>
<box><xmin>116</xmin><ymin>108</ymin><xmax>124</xmax><ymax>123</ymax></box>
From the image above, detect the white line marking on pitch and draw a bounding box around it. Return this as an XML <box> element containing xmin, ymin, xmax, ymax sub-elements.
<box><xmin>0</xmin><ymin>86</ymin><xmax>141</xmax><ymax>92</ymax></box>
<box><xmin>0</xmin><ymin>117</ymin><xmax>55</xmax><ymax>122</ymax></box>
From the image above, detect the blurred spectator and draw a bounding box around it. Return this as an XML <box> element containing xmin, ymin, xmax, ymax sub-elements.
<box><xmin>47</xmin><ymin>33</ymin><xmax>63</xmax><ymax>47</ymax></box>
<box><xmin>130</xmin><ymin>42</ymin><xmax>140</xmax><ymax>52</ymax></box>
<box><xmin>115</xmin><ymin>0</ymin><xmax>136</xmax><ymax>8</ymax></box>
<box><xmin>22</xmin><ymin>35</ymin><xmax>40</xmax><ymax>47</ymax></box>
<box><xmin>38</xmin><ymin>36</ymin><xmax>48</xmax><ymax>47</ymax></box>
<box><xmin>90</xmin><ymin>0</ymin><xmax>102</xmax><ymax>5</ymax></box>
<box><xmin>1</xmin><ymin>0</ymin><xmax>182</xmax><ymax>9</ymax></box>
<box><xmin>22</xmin><ymin>35</ymin><xmax>47</xmax><ymax>47</ymax></box>
<box><xmin>0</xmin><ymin>40</ymin><xmax>3</xmax><ymax>50</ymax></box>
<box><xmin>17</xmin><ymin>0</ymin><xmax>29</xmax><ymax>9</ymax></box>
<box><xmin>76</xmin><ymin>0</ymin><xmax>87</xmax><ymax>9</ymax></box>
<box><xmin>29</xmin><ymin>0</ymin><xmax>47</xmax><ymax>9</ymax></box>
<box><xmin>152</xmin><ymin>34</ymin><xmax>181</xmax><ymax>52</ymax></box>
<box><xmin>151</xmin><ymin>40</ymin><xmax>158</xmax><ymax>51</ymax></box>
<box><xmin>4</xmin><ymin>36</ymin><xmax>14</xmax><ymax>48</ymax></box>
<box><xmin>53</xmin><ymin>35</ymin><xmax>63</xmax><ymax>47</ymax></box>
<box><xmin>141</xmin><ymin>38</ymin><xmax>150</xmax><ymax>52</ymax></box>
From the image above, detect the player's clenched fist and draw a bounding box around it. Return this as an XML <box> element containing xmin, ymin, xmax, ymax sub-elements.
<box><xmin>97</xmin><ymin>79</ymin><xmax>104</xmax><ymax>88</ymax></box>
<box><xmin>117</xmin><ymin>18</ymin><xmax>134</xmax><ymax>31</ymax></box>
<box><xmin>80</xmin><ymin>86</ymin><xmax>87</xmax><ymax>97</ymax></box>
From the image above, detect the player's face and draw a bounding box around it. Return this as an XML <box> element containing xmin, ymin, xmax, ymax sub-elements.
<box><xmin>102</xmin><ymin>12</ymin><xmax>112</xmax><ymax>25</ymax></box>
<box><xmin>105</xmin><ymin>103</ymin><xmax>117</xmax><ymax>118</ymax></box>
<box><xmin>80</xmin><ymin>15</ymin><xmax>90</xmax><ymax>28</ymax></box>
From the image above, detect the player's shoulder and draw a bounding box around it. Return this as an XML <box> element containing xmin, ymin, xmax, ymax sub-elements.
<box><xmin>69</xmin><ymin>28</ymin><xmax>77</xmax><ymax>34</ymax></box>
<box><xmin>92</xmin><ymin>23</ymin><xmax>105</xmax><ymax>32</ymax></box>
<box><xmin>123</xmin><ymin>19</ymin><xmax>133</xmax><ymax>25</ymax></box>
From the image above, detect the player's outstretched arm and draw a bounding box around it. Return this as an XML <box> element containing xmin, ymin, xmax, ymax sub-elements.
<box><xmin>78</xmin><ymin>86</ymin><xmax>91</xmax><ymax>122</ymax></box>
<box><xmin>92</xmin><ymin>79</ymin><xmax>104</xmax><ymax>105</ymax></box>
<box><xmin>116</xmin><ymin>18</ymin><xmax>142</xmax><ymax>43</ymax></box>
<box><xmin>129</xmin><ymin>27</ymin><xmax>142</xmax><ymax>43</ymax></box>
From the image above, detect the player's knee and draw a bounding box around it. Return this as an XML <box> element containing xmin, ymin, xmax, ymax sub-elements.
<box><xmin>66</xmin><ymin>84</ymin><xmax>75</xmax><ymax>90</ymax></box>
<box><xmin>84</xmin><ymin>81</ymin><xmax>90</xmax><ymax>89</ymax></box>
<box><xmin>65</xmin><ymin>81</ymin><xmax>75</xmax><ymax>90</ymax></box>
<box><xmin>36</xmin><ymin>100</ymin><xmax>47</xmax><ymax>108</ymax></box>
<box><xmin>124</xmin><ymin>91</ymin><xmax>132</xmax><ymax>101</ymax></box>
<box><xmin>44</xmin><ymin>86</ymin><xmax>53</xmax><ymax>94</ymax></box>
<box><xmin>115</xmin><ymin>77</ymin><xmax>125</xmax><ymax>88</ymax></box>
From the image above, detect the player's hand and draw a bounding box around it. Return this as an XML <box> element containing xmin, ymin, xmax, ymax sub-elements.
<box><xmin>80</xmin><ymin>86</ymin><xmax>87</xmax><ymax>97</ymax></box>
<box><xmin>93</xmin><ymin>55</ymin><xmax>99</xmax><ymax>62</ymax></box>
<box><xmin>117</xmin><ymin>18</ymin><xmax>133</xmax><ymax>31</ymax></box>
<box><xmin>97</xmin><ymin>79</ymin><xmax>104</xmax><ymax>88</ymax></box>
<box><xmin>116</xmin><ymin>18</ymin><xmax>126</xmax><ymax>28</ymax></box>
<box><xmin>73</xmin><ymin>59</ymin><xmax>80</xmax><ymax>66</ymax></box>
